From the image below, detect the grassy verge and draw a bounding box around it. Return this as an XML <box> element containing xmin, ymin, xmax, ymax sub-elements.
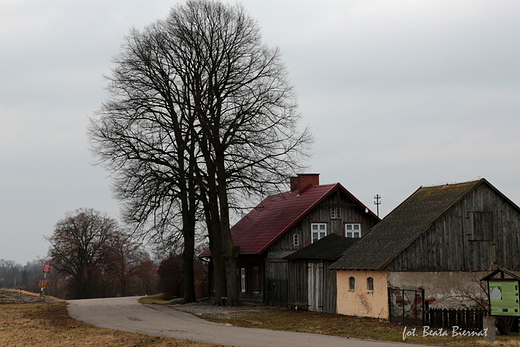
<box><xmin>0</xmin><ymin>300</ymin><xmax>218</xmax><ymax>347</ymax></box>
<box><xmin>17</xmin><ymin>288</ymin><xmax>516</xmax><ymax>347</ymax></box>
<box><xmin>138</xmin><ymin>293</ymin><xmax>172</xmax><ymax>305</ymax></box>
<box><xmin>138</xmin><ymin>293</ymin><xmax>520</xmax><ymax>346</ymax></box>
<box><xmin>203</xmin><ymin>309</ymin><xmax>520</xmax><ymax>347</ymax></box>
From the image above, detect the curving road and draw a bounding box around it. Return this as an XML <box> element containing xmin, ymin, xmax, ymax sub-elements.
<box><xmin>67</xmin><ymin>297</ymin><xmax>431</xmax><ymax>347</ymax></box>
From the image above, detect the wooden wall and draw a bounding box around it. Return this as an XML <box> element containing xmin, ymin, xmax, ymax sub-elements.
<box><xmin>263</xmin><ymin>187</ymin><xmax>378</xmax><ymax>307</ymax></box>
<box><xmin>287</xmin><ymin>260</ymin><xmax>337</xmax><ymax>313</ymax></box>
<box><xmin>268</xmin><ymin>189</ymin><xmax>378</xmax><ymax>254</ymax></box>
<box><xmin>265</xmin><ymin>260</ymin><xmax>288</xmax><ymax>306</ymax></box>
<box><xmin>388</xmin><ymin>184</ymin><xmax>520</xmax><ymax>271</ymax></box>
<box><xmin>287</xmin><ymin>260</ymin><xmax>308</xmax><ymax>308</ymax></box>
<box><xmin>237</xmin><ymin>258</ymin><xmax>264</xmax><ymax>302</ymax></box>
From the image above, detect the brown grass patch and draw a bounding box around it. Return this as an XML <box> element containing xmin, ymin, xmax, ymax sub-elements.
<box><xmin>138</xmin><ymin>293</ymin><xmax>172</xmax><ymax>305</ymax></box>
<box><xmin>201</xmin><ymin>308</ymin><xmax>520</xmax><ymax>347</ymax></box>
<box><xmin>0</xmin><ymin>288</ymin><xmax>61</xmax><ymax>304</ymax></box>
<box><xmin>0</xmin><ymin>300</ymin><xmax>221</xmax><ymax>346</ymax></box>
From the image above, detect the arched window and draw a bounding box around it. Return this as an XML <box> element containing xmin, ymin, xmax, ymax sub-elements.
<box><xmin>367</xmin><ymin>277</ymin><xmax>374</xmax><ymax>291</ymax></box>
<box><xmin>349</xmin><ymin>276</ymin><xmax>355</xmax><ymax>290</ymax></box>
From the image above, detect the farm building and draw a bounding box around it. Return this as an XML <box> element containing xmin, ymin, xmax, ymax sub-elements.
<box><xmin>284</xmin><ymin>233</ymin><xmax>359</xmax><ymax>313</ymax></box>
<box><xmin>330</xmin><ymin>178</ymin><xmax>520</xmax><ymax>319</ymax></box>
<box><xmin>202</xmin><ymin>173</ymin><xmax>379</xmax><ymax>306</ymax></box>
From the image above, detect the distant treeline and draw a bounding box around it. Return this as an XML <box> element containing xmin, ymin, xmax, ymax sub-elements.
<box><xmin>0</xmin><ymin>259</ymin><xmax>45</xmax><ymax>293</ymax></box>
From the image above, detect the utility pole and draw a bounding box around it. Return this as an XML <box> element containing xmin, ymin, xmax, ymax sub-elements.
<box><xmin>374</xmin><ymin>194</ymin><xmax>381</xmax><ymax>217</ymax></box>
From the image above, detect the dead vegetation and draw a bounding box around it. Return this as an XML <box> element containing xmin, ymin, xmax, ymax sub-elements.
<box><xmin>165</xmin><ymin>299</ymin><xmax>520</xmax><ymax>347</ymax></box>
<box><xmin>0</xmin><ymin>290</ymin><xmax>221</xmax><ymax>347</ymax></box>
<box><xmin>4</xmin><ymin>290</ymin><xmax>520</xmax><ymax>346</ymax></box>
<box><xmin>0</xmin><ymin>288</ymin><xmax>61</xmax><ymax>304</ymax></box>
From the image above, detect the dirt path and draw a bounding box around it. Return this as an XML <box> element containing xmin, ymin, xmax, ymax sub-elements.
<box><xmin>67</xmin><ymin>297</ymin><xmax>433</xmax><ymax>347</ymax></box>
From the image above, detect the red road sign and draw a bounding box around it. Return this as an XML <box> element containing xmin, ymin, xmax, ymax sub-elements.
<box><xmin>43</xmin><ymin>264</ymin><xmax>50</xmax><ymax>273</ymax></box>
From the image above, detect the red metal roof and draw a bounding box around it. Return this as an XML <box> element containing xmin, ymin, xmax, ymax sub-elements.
<box><xmin>201</xmin><ymin>182</ymin><xmax>378</xmax><ymax>256</ymax></box>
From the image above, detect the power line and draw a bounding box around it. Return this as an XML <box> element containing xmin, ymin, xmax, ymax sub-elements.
<box><xmin>374</xmin><ymin>194</ymin><xmax>381</xmax><ymax>217</ymax></box>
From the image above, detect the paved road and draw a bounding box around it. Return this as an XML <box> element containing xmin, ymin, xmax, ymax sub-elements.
<box><xmin>67</xmin><ymin>297</ymin><xmax>431</xmax><ymax>347</ymax></box>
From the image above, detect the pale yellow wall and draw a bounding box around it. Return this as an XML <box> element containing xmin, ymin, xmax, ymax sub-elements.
<box><xmin>336</xmin><ymin>270</ymin><xmax>388</xmax><ymax>319</ymax></box>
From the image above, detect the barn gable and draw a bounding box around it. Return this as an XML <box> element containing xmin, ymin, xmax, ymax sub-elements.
<box><xmin>331</xmin><ymin>179</ymin><xmax>520</xmax><ymax>272</ymax></box>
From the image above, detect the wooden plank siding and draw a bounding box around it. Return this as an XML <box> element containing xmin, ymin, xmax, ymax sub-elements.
<box><xmin>323</xmin><ymin>262</ymin><xmax>338</xmax><ymax>313</ymax></box>
<box><xmin>287</xmin><ymin>260</ymin><xmax>308</xmax><ymax>308</ymax></box>
<box><xmin>287</xmin><ymin>260</ymin><xmax>337</xmax><ymax>313</ymax></box>
<box><xmin>268</xmin><ymin>192</ymin><xmax>377</xmax><ymax>254</ymax></box>
<box><xmin>388</xmin><ymin>184</ymin><xmax>520</xmax><ymax>272</ymax></box>
<box><xmin>264</xmin><ymin>188</ymin><xmax>377</xmax><ymax>308</ymax></box>
<box><xmin>237</xmin><ymin>258</ymin><xmax>264</xmax><ymax>302</ymax></box>
<box><xmin>265</xmin><ymin>260</ymin><xmax>288</xmax><ymax>306</ymax></box>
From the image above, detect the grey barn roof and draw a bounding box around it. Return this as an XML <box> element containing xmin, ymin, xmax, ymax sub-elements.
<box><xmin>330</xmin><ymin>179</ymin><xmax>495</xmax><ymax>270</ymax></box>
<box><xmin>284</xmin><ymin>233</ymin><xmax>359</xmax><ymax>261</ymax></box>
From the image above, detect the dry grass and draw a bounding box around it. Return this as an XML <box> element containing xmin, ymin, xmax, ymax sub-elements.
<box><xmin>0</xmin><ymin>288</ymin><xmax>61</xmax><ymax>304</ymax></box>
<box><xmin>200</xmin><ymin>308</ymin><xmax>520</xmax><ymax>347</ymax></box>
<box><xmin>5</xmin><ymin>288</ymin><xmax>519</xmax><ymax>346</ymax></box>
<box><xmin>138</xmin><ymin>293</ymin><xmax>172</xmax><ymax>305</ymax></box>
<box><xmin>0</xmin><ymin>296</ymin><xmax>221</xmax><ymax>347</ymax></box>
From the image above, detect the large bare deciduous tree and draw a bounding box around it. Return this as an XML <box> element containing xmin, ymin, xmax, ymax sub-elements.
<box><xmin>47</xmin><ymin>208</ymin><xmax>119</xmax><ymax>299</ymax></box>
<box><xmin>89</xmin><ymin>0</ymin><xmax>312</xmax><ymax>305</ymax></box>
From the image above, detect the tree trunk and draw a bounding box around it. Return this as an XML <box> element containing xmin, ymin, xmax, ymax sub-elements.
<box><xmin>182</xmin><ymin>227</ymin><xmax>196</xmax><ymax>303</ymax></box>
<box><xmin>217</xmin><ymin>162</ymin><xmax>239</xmax><ymax>306</ymax></box>
<box><xmin>206</xmin><ymin>193</ymin><xmax>227</xmax><ymax>304</ymax></box>
<box><xmin>200</xmin><ymin>177</ymin><xmax>227</xmax><ymax>304</ymax></box>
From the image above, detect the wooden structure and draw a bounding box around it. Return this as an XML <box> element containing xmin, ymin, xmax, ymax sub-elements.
<box><xmin>284</xmin><ymin>234</ymin><xmax>359</xmax><ymax>312</ymax></box>
<box><xmin>331</xmin><ymin>179</ymin><xmax>520</xmax><ymax>319</ymax></box>
<box><xmin>201</xmin><ymin>173</ymin><xmax>379</xmax><ymax>306</ymax></box>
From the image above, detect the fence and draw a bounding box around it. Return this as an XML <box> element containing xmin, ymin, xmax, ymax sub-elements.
<box><xmin>389</xmin><ymin>287</ymin><xmax>489</xmax><ymax>330</ymax></box>
<box><xmin>423</xmin><ymin>307</ymin><xmax>488</xmax><ymax>331</ymax></box>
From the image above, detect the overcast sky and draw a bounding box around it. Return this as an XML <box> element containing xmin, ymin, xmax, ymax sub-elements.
<box><xmin>2</xmin><ymin>0</ymin><xmax>520</xmax><ymax>265</ymax></box>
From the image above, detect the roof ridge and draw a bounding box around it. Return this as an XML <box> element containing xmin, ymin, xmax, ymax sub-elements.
<box><xmin>420</xmin><ymin>178</ymin><xmax>483</xmax><ymax>189</ymax></box>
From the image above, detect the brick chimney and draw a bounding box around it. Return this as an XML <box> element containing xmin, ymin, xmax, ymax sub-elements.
<box><xmin>290</xmin><ymin>173</ymin><xmax>320</xmax><ymax>193</ymax></box>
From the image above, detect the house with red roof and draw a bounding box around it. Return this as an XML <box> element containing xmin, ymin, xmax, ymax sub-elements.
<box><xmin>203</xmin><ymin>173</ymin><xmax>380</xmax><ymax>306</ymax></box>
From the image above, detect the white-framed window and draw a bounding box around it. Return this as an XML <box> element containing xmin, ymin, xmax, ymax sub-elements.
<box><xmin>293</xmin><ymin>234</ymin><xmax>299</xmax><ymax>246</ymax></box>
<box><xmin>311</xmin><ymin>223</ymin><xmax>327</xmax><ymax>243</ymax></box>
<box><xmin>240</xmin><ymin>268</ymin><xmax>246</xmax><ymax>293</ymax></box>
<box><xmin>345</xmin><ymin>223</ymin><xmax>361</xmax><ymax>238</ymax></box>
<box><xmin>330</xmin><ymin>207</ymin><xmax>341</xmax><ymax>219</ymax></box>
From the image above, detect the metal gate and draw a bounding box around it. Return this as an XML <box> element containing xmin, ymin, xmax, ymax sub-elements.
<box><xmin>388</xmin><ymin>287</ymin><xmax>425</xmax><ymax>326</ymax></box>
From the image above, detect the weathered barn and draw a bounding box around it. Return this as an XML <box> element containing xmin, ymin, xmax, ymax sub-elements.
<box><xmin>202</xmin><ymin>173</ymin><xmax>379</xmax><ymax>306</ymax></box>
<box><xmin>331</xmin><ymin>178</ymin><xmax>520</xmax><ymax>319</ymax></box>
<box><xmin>284</xmin><ymin>233</ymin><xmax>359</xmax><ymax>313</ymax></box>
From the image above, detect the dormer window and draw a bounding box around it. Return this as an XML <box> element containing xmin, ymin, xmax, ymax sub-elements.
<box><xmin>330</xmin><ymin>207</ymin><xmax>341</xmax><ymax>219</ymax></box>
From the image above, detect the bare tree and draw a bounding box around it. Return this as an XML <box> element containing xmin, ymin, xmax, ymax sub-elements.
<box><xmin>103</xmin><ymin>231</ymin><xmax>151</xmax><ymax>297</ymax></box>
<box><xmin>46</xmin><ymin>208</ymin><xmax>119</xmax><ymax>299</ymax></box>
<box><xmin>89</xmin><ymin>0</ymin><xmax>312</xmax><ymax>305</ymax></box>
